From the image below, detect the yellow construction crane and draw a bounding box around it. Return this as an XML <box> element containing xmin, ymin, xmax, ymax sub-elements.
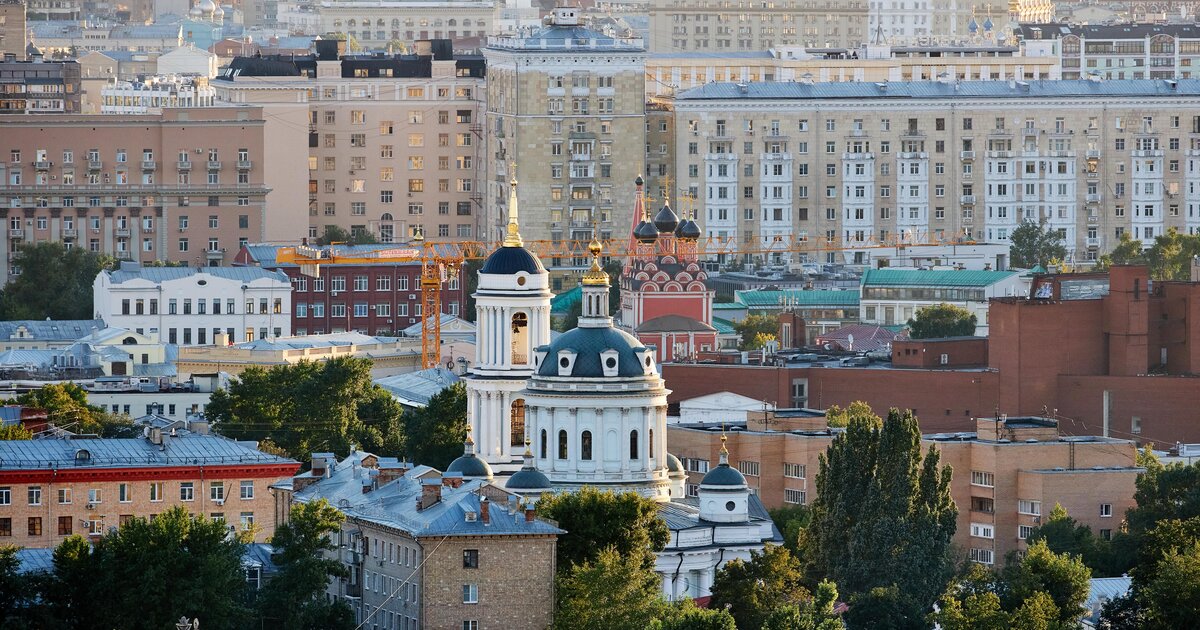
<box><xmin>276</xmin><ymin>230</ymin><xmax>962</xmax><ymax>369</ymax></box>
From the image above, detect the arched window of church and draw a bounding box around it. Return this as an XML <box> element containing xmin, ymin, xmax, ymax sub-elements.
<box><xmin>558</xmin><ymin>430</ymin><xmax>568</xmax><ymax>459</ymax></box>
<box><xmin>649</xmin><ymin>429</ymin><xmax>654</xmax><ymax>457</ymax></box>
<box><xmin>629</xmin><ymin>430</ymin><xmax>639</xmax><ymax>460</ymax></box>
<box><xmin>510</xmin><ymin>399</ymin><xmax>525</xmax><ymax>447</ymax></box>
<box><xmin>511</xmin><ymin>312</ymin><xmax>528</xmax><ymax>364</ymax></box>
<box><xmin>581</xmin><ymin>430</ymin><xmax>592</xmax><ymax>460</ymax></box>
<box><xmin>540</xmin><ymin>429</ymin><xmax>548</xmax><ymax>459</ymax></box>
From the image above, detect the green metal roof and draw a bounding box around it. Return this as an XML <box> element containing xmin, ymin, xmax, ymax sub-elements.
<box><xmin>860</xmin><ymin>269</ymin><xmax>1017</xmax><ymax>288</ymax></box>
<box><xmin>735</xmin><ymin>289</ymin><xmax>860</xmax><ymax>308</ymax></box>
<box><xmin>712</xmin><ymin>302</ymin><xmax>745</xmax><ymax>310</ymax></box>
<box><xmin>550</xmin><ymin>285</ymin><xmax>581</xmax><ymax>314</ymax></box>
<box><xmin>712</xmin><ymin>317</ymin><xmax>737</xmax><ymax>334</ymax></box>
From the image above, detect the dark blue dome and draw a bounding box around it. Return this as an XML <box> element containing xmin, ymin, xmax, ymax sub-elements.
<box><xmin>701</xmin><ymin>463</ymin><xmax>746</xmax><ymax>487</ymax></box>
<box><xmin>536</xmin><ymin>327</ymin><xmax>650</xmax><ymax>378</ymax></box>
<box><xmin>653</xmin><ymin>203</ymin><xmax>680</xmax><ymax>233</ymax></box>
<box><xmin>446</xmin><ymin>453</ymin><xmax>493</xmax><ymax>479</ymax></box>
<box><xmin>480</xmin><ymin>246</ymin><xmax>545</xmax><ymax>275</ymax></box>
<box><xmin>634</xmin><ymin>220</ymin><xmax>659</xmax><ymax>244</ymax></box>
<box><xmin>675</xmin><ymin>218</ymin><xmax>701</xmax><ymax>240</ymax></box>
<box><xmin>506</xmin><ymin>466</ymin><xmax>552</xmax><ymax>490</ymax></box>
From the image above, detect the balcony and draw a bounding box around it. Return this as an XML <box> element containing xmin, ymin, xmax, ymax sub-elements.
<box><xmin>88</xmin><ymin>160</ymin><xmax>103</xmax><ymax>170</ymax></box>
<box><xmin>898</xmin><ymin>151</ymin><xmax>928</xmax><ymax>159</ymax></box>
<box><xmin>8</xmin><ymin>228</ymin><xmax>23</xmax><ymax>237</ymax></box>
<box><xmin>62</xmin><ymin>228</ymin><xmax>76</xmax><ymax>237</ymax></box>
<box><xmin>846</xmin><ymin>129</ymin><xmax>867</xmax><ymax>138</ymax></box>
<box><xmin>842</xmin><ymin>152</ymin><xmax>873</xmax><ymax>160</ymax></box>
<box><xmin>960</xmin><ymin>150</ymin><xmax>975</xmax><ymax>160</ymax></box>
<box><xmin>1087</xmin><ymin>214</ymin><xmax>1099</xmax><ymax>224</ymax></box>
<box><xmin>1086</xmin><ymin>150</ymin><xmax>1101</xmax><ymax>159</ymax></box>
<box><xmin>569</xmin><ymin>153</ymin><xmax>593</xmax><ymax>162</ymax></box>
<box><xmin>1087</xmin><ymin>237</ymin><xmax>1101</xmax><ymax>248</ymax></box>
<box><xmin>141</xmin><ymin>160</ymin><xmax>156</xmax><ymax>170</ymax></box>
<box><xmin>987</xmin><ymin>151</ymin><xmax>1014</xmax><ymax>159</ymax></box>
<box><xmin>961</xmin><ymin>195</ymin><xmax>976</xmax><ymax>205</ymax></box>
<box><xmin>207</xmin><ymin>160</ymin><xmax>222</xmax><ymax>170</ymax></box>
<box><xmin>237</xmin><ymin>160</ymin><xmax>253</xmax><ymax>170</ymax></box>
<box><xmin>115</xmin><ymin>228</ymin><xmax>131</xmax><ymax>237</ymax></box>
<box><xmin>206</xmin><ymin>248</ymin><xmax>226</xmax><ymax>260</ymax></box>
<box><xmin>142</xmin><ymin>227</ymin><xmax>155</xmax><ymax>234</ymax></box>
<box><xmin>34</xmin><ymin>161</ymin><xmax>51</xmax><ymax>170</ymax></box>
<box><xmin>116</xmin><ymin>250</ymin><xmax>133</xmax><ymax>260</ymax></box>
<box><xmin>1022</xmin><ymin>128</ymin><xmax>1039</xmax><ymax>137</ymax></box>
<box><xmin>1132</xmin><ymin>150</ymin><xmax>1164</xmax><ymax>158</ymax></box>
<box><xmin>177</xmin><ymin>161</ymin><xmax>192</xmax><ymax>171</ymax></box>
<box><xmin>1086</xmin><ymin>170</ymin><xmax>1100</xmax><ymax>180</ymax></box>
<box><xmin>1086</xmin><ymin>193</ymin><xmax>1101</xmax><ymax>203</ymax></box>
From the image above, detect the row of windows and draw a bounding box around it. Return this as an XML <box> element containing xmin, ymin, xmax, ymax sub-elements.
<box><xmin>292</xmin><ymin>275</ymin><xmax>459</xmax><ymax>293</ymax></box>
<box><xmin>167</xmin><ymin>327</ymin><xmax>282</xmax><ymax>345</ymax></box>
<box><xmin>0</xmin><ymin>511</ymin><xmax>255</xmax><ymax>538</ymax></box>
<box><xmin>537</xmin><ymin>428</ymin><xmax>652</xmax><ymax>461</ymax></box>
<box><xmin>120</xmin><ymin>297</ymin><xmax>282</xmax><ymax>316</ymax></box>
<box><xmin>0</xmin><ymin>481</ymin><xmax>255</xmax><ymax>506</ymax></box>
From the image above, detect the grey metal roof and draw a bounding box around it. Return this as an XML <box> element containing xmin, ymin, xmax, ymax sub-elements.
<box><xmin>1018</xmin><ymin>22</ymin><xmax>1200</xmax><ymax>40</ymax></box>
<box><xmin>536</xmin><ymin>326</ymin><xmax>651</xmax><ymax>378</ymax></box>
<box><xmin>676</xmin><ymin>78</ymin><xmax>1200</xmax><ymax>102</ymax></box>
<box><xmin>232</xmin><ymin>331</ymin><xmax>394</xmax><ymax>351</ymax></box>
<box><xmin>489</xmin><ymin>24</ymin><xmax>645</xmax><ymax>51</ymax></box>
<box><xmin>374</xmin><ymin>367</ymin><xmax>460</xmax><ymax>408</ymax></box>
<box><xmin>105</xmin><ymin>264</ymin><xmax>288</xmax><ymax>285</ymax></box>
<box><xmin>650</xmin><ymin>51</ymin><xmax>775</xmax><ymax>59</ymax></box>
<box><xmin>17</xmin><ymin>543</ymin><xmax>281</xmax><ymax>575</ymax></box>
<box><xmin>0</xmin><ymin>432</ymin><xmax>296</xmax><ymax>470</ymax></box>
<box><xmin>0</xmin><ymin>319</ymin><xmax>105</xmax><ymax>342</ymax></box>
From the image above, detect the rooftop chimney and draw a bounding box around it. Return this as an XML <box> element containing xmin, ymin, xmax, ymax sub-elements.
<box><xmin>418</xmin><ymin>480</ymin><xmax>442</xmax><ymax>510</ymax></box>
<box><xmin>479</xmin><ymin>496</ymin><xmax>490</xmax><ymax>525</ymax></box>
<box><xmin>524</xmin><ymin>501</ymin><xmax>536</xmax><ymax>523</ymax></box>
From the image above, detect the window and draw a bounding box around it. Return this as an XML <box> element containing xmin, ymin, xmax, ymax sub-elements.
<box><xmin>629</xmin><ymin>430</ymin><xmax>639</xmax><ymax>460</ymax></box>
<box><xmin>464</xmin><ymin>622</ymin><xmax>479</xmax><ymax>630</ymax></box>
<box><xmin>119</xmin><ymin>483</ymin><xmax>131</xmax><ymax>503</ymax></box>
<box><xmin>581</xmin><ymin>430</ymin><xmax>593</xmax><ymax>460</ymax></box>
<box><xmin>0</xmin><ymin>518</ymin><xmax>9</xmax><ymax>537</ymax></box>
<box><xmin>558</xmin><ymin>430</ymin><xmax>568</xmax><ymax>459</ymax></box>
<box><xmin>240</xmin><ymin>512</ymin><xmax>255</xmax><ymax>530</ymax></box>
<box><xmin>970</xmin><ymin>523</ymin><xmax>994</xmax><ymax>539</ymax></box>
<box><xmin>240</xmin><ymin>481</ymin><xmax>254</xmax><ymax>500</ymax></box>
<box><xmin>88</xmin><ymin>489</ymin><xmax>101</xmax><ymax>504</ymax></box>
<box><xmin>971</xmin><ymin>471</ymin><xmax>994</xmax><ymax>487</ymax></box>
<box><xmin>1018</xmin><ymin>500</ymin><xmax>1041</xmax><ymax>516</ymax></box>
<box><xmin>211</xmin><ymin>482</ymin><xmax>225</xmax><ymax>502</ymax></box>
<box><xmin>59</xmin><ymin>516</ymin><xmax>73</xmax><ymax>535</ymax></box>
<box><xmin>784</xmin><ymin>489</ymin><xmax>806</xmax><ymax>504</ymax></box>
<box><xmin>969</xmin><ymin>548</ymin><xmax>994</xmax><ymax>565</ymax></box>
<box><xmin>1100</xmin><ymin>503</ymin><xmax>1113</xmax><ymax>517</ymax></box>
<box><xmin>463</xmin><ymin>549</ymin><xmax>479</xmax><ymax>568</ymax></box>
<box><xmin>738</xmin><ymin>460</ymin><xmax>760</xmax><ymax>477</ymax></box>
<box><xmin>462</xmin><ymin>584</ymin><xmax>478</xmax><ymax>604</ymax></box>
<box><xmin>28</xmin><ymin>517</ymin><xmax>42</xmax><ymax>536</ymax></box>
<box><xmin>150</xmin><ymin>482</ymin><xmax>162</xmax><ymax>502</ymax></box>
<box><xmin>1018</xmin><ymin>525</ymin><xmax>1034</xmax><ymax>540</ymax></box>
<box><xmin>27</xmin><ymin>486</ymin><xmax>41</xmax><ymax>506</ymax></box>
<box><xmin>784</xmin><ymin>463</ymin><xmax>805</xmax><ymax>478</ymax></box>
<box><xmin>180</xmin><ymin>482</ymin><xmax>195</xmax><ymax>501</ymax></box>
<box><xmin>58</xmin><ymin>488</ymin><xmax>71</xmax><ymax>504</ymax></box>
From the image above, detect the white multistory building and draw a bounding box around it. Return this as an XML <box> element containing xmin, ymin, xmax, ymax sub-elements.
<box><xmin>93</xmin><ymin>262</ymin><xmax>292</xmax><ymax>345</ymax></box>
<box><xmin>100</xmin><ymin>77</ymin><xmax>216</xmax><ymax>114</ymax></box>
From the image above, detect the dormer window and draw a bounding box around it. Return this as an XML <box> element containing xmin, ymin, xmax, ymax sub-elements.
<box><xmin>556</xmin><ymin>350</ymin><xmax>577</xmax><ymax>376</ymax></box>
<box><xmin>600</xmin><ymin>349</ymin><xmax>620</xmax><ymax>377</ymax></box>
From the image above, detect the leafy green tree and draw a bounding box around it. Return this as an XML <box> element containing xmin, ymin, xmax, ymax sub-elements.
<box><xmin>1145</xmin><ymin>228</ymin><xmax>1200</xmax><ymax>281</ymax></box>
<box><xmin>1138</xmin><ymin>540</ymin><xmax>1200</xmax><ymax>629</ymax></box>
<box><xmin>553</xmin><ymin>298</ymin><xmax>581</xmax><ymax>332</ymax></box>
<box><xmin>768</xmin><ymin>504</ymin><xmax>811</xmax><ymax>555</ymax></box>
<box><xmin>208</xmin><ymin>357</ymin><xmax>405</xmax><ymax>461</ymax></box>
<box><xmin>0</xmin><ymin>242</ymin><xmax>114</xmax><ymax>319</ymax></box>
<box><xmin>401</xmin><ymin>381</ymin><xmax>467</xmax><ymax>469</ymax></box>
<box><xmin>49</xmin><ymin>508</ymin><xmax>250</xmax><ymax>630</ymax></box>
<box><xmin>15</xmin><ymin>382</ymin><xmax>133</xmax><ymax>437</ymax></box>
<box><xmin>537</xmin><ymin>487</ymin><xmax>670</xmax><ymax>572</ymax></box>
<box><xmin>760</xmin><ymin>579</ymin><xmax>846</xmax><ymax>630</ymax></box>
<box><xmin>1096</xmin><ymin>233</ymin><xmax>1147</xmax><ymax>270</ymax></box>
<box><xmin>907</xmin><ymin>303</ymin><xmax>978</xmax><ymax>339</ymax></box>
<box><xmin>257</xmin><ymin>500</ymin><xmax>354</xmax><ymax>628</ymax></box>
<box><xmin>1009</xmin><ymin>221</ymin><xmax>1068</xmax><ymax>269</ymax></box>
<box><xmin>462</xmin><ymin>259</ymin><xmax>482</xmax><ymax>322</ymax></box>
<box><xmin>823</xmin><ymin>401</ymin><xmax>878</xmax><ymax>429</ymax></box>
<box><xmin>315</xmin><ymin>224</ymin><xmax>377</xmax><ymax>246</ymax></box>
<box><xmin>652</xmin><ymin>598</ymin><xmax>739</xmax><ymax>630</ymax></box>
<box><xmin>1027</xmin><ymin>503</ymin><xmax>1116</xmax><ymax>576</ymax></box>
<box><xmin>0</xmin><ymin>544</ymin><xmax>42</xmax><ymax>628</ymax></box>
<box><xmin>746</xmin><ymin>331</ymin><xmax>778</xmax><ymax>351</ymax></box>
<box><xmin>0</xmin><ymin>424</ymin><xmax>33</xmax><ymax>439</ymax></box>
<box><xmin>553</xmin><ymin>546</ymin><xmax>666</xmax><ymax>630</ymax></box>
<box><xmin>803</xmin><ymin>407</ymin><xmax>957</xmax><ymax>629</ymax></box>
<box><xmin>1000</xmin><ymin>539</ymin><xmax>1091</xmax><ymax>625</ymax></box>
<box><xmin>710</xmin><ymin>544</ymin><xmax>808</xmax><ymax>630</ymax></box>
<box><xmin>734</xmin><ymin>313</ymin><xmax>779</xmax><ymax>350</ymax></box>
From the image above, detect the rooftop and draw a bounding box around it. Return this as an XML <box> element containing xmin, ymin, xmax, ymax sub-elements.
<box><xmin>374</xmin><ymin>367</ymin><xmax>460</xmax><ymax>407</ymax></box>
<box><xmin>0</xmin><ymin>431</ymin><xmax>296</xmax><ymax>470</ymax></box>
<box><xmin>0</xmin><ymin>319</ymin><xmax>106</xmax><ymax>343</ymax></box>
<box><xmin>861</xmin><ymin>268</ymin><xmax>1018</xmax><ymax>288</ymax></box>
<box><xmin>736</xmin><ymin>289</ymin><xmax>860</xmax><ymax>308</ymax></box>
<box><xmin>103</xmin><ymin>262</ymin><xmax>288</xmax><ymax>285</ymax></box>
<box><xmin>1019</xmin><ymin>22</ymin><xmax>1200</xmax><ymax>40</ymax></box>
<box><xmin>676</xmin><ymin>79</ymin><xmax>1200</xmax><ymax>102</ymax></box>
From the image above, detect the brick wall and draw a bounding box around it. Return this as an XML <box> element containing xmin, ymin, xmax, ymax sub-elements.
<box><xmin>421</xmin><ymin>534</ymin><xmax>556</xmax><ymax>630</ymax></box>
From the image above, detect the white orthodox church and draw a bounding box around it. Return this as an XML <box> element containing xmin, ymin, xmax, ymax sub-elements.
<box><xmin>453</xmin><ymin>175</ymin><xmax>780</xmax><ymax>600</ymax></box>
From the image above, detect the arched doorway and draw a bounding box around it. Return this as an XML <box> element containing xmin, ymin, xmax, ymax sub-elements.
<box><xmin>510</xmin><ymin>399</ymin><xmax>525</xmax><ymax>447</ymax></box>
<box><xmin>510</xmin><ymin>312</ymin><xmax>528</xmax><ymax>364</ymax></box>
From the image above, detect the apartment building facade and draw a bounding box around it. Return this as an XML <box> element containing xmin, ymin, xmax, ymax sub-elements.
<box><xmin>859</xmin><ymin>268</ymin><xmax>1028</xmax><ymax>333</ymax></box>
<box><xmin>666</xmin><ymin>78</ymin><xmax>1200</xmax><ymax>266</ymax></box>
<box><xmin>648</xmin><ymin>0</ymin><xmax>868</xmax><ymax>52</ymax></box>
<box><xmin>0</xmin><ymin>0</ymin><xmax>26</xmax><ymax>59</ymax></box>
<box><xmin>0</xmin><ymin>107</ymin><xmax>282</xmax><ymax>279</ymax></box>
<box><xmin>214</xmin><ymin>41</ymin><xmax>487</xmax><ymax>244</ymax></box>
<box><xmin>0</xmin><ymin>54</ymin><xmax>81</xmax><ymax>114</ymax></box>
<box><xmin>1021</xmin><ymin>23</ymin><xmax>1200</xmax><ymax>81</ymax></box>
<box><xmin>668</xmin><ymin>413</ymin><xmax>1139</xmax><ymax>564</ymax></box>
<box><xmin>0</xmin><ymin>430</ymin><xmax>300</xmax><ymax>548</ymax></box>
<box><xmin>94</xmin><ymin>262</ymin><xmax>292</xmax><ymax>345</ymax></box>
<box><xmin>867</xmin><ymin>0</ymin><xmax>998</xmax><ymax>46</ymax></box>
<box><xmin>484</xmin><ymin>6</ymin><xmax>646</xmax><ymax>283</ymax></box>
<box><xmin>317</xmin><ymin>0</ymin><xmax>495</xmax><ymax>52</ymax></box>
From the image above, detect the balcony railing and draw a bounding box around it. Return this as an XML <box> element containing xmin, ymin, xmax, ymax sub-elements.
<box><xmin>236</xmin><ymin>160</ymin><xmax>252</xmax><ymax>170</ymax></box>
<box><xmin>1086</xmin><ymin>193</ymin><xmax>1101</xmax><ymax>203</ymax></box>
<box><xmin>88</xmin><ymin>160</ymin><xmax>103</xmax><ymax>170</ymax></box>
<box><xmin>960</xmin><ymin>195</ymin><xmax>976</xmax><ymax>205</ymax></box>
<box><xmin>207</xmin><ymin>160</ymin><xmax>222</xmax><ymax>170</ymax></box>
<box><xmin>62</xmin><ymin>228</ymin><xmax>76</xmax><ymax>237</ymax></box>
<box><xmin>9</xmin><ymin>228</ymin><xmax>23</xmax><ymax>237</ymax></box>
<box><xmin>960</xmin><ymin>150</ymin><xmax>975</xmax><ymax>160</ymax></box>
<box><xmin>115</xmin><ymin>228</ymin><xmax>131</xmax><ymax>236</ymax></box>
<box><xmin>177</xmin><ymin>161</ymin><xmax>192</xmax><ymax>170</ymax></box>
<box><xmin>141</xmin><ymin>160</ymin><xmax>156</xmax><ymax>170</ymax></box>
<box><xmin>1087</xmin><ymin>237</ymin><xmax>1101</xmax><ymax>247</ymax></box>
<box><xmin>34</xmin><ymin>161</ymin><xmax>52</xmax><ymax>170</ymax></box>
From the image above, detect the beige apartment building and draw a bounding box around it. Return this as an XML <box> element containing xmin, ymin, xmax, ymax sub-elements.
<box><xmin>0</xmin><ymin>0</ymin><xmax>26</xmax><ymax>59</ymax></box>
<box><xmin>649</xmin><ymin>0</ymin><xmax>869</xmax><ymax>53</ymax></box>
<box><xmin>0</xmin><ymin>430</ymin><xmax>300</xmax><ymax>549</ymax></box>
<box><xmin>659</xmin><ymin>78</ymin><xmax>1200</xmax><ymax>268</ymax></box>
<box><xmin>484</xmin><ymin>6</ymin><xmax>646</xmax><ymax>286</ymax></box>
<box><xmin>668</xmin><ymin>412</ymin><xmax>1140</xmax><ymax>563</ymax></box>
<box><xmin>0</xmin><ymin>107</ymin><xmax>285</xmax><ymax>279</ymax></box>
<box><xmin>317</xmin><ymin>0</ymin><xmax>495</xmax><ymax>52</ymax></box>
<box><xmin>214</xmin><ymin>41</ymin><xmax>486</xmax><ymax>243</ymax></box>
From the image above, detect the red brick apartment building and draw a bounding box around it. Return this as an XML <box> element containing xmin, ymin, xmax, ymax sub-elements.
<box><xmin>234</xmin><ymin>243</ymin><xmax>467</xmax><ymax>336</ymax></box>
<box><xmin>664</xmin><ymin>265</ymin><xmax>1200</xmax><ymax>447</ymax></box>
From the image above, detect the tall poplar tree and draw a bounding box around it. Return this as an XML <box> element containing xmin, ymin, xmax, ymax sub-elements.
<box><xmin>802</xmin><ymin>407</ymin><xmax>957</xmax><ymax>629</ymax></box>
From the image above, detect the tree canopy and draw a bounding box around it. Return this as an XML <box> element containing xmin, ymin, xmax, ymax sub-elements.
<box><xmin>15</xmin><ymin>382</ymin><xmax>133</xmax><ymax>437</ymax></box>
<box><xmin>709</xmin><ymin>544</ymin><xmax>836</xmax><ymax>630</ymax></box>
<box><xmin>537</xmin><ymin>487</ymin><xmax>670</xmax><ymax>572</ymax></box>
<box><xmin>907</xmin><ymin>303</ymin><xmax>978</xmax><ymax>339</ymax></box>
<box><xmin>207</xmin><ymin>357</ymin><xmax>404</xmax><ymax>461</ymax></box>
<box><xmin>0</xmin><ymin>242</ymin><xmax>113</xmax><ymax>320</ymax></box>
<box><xmin>315</xmin><ymin>224</ymin><xmax>377</xmax><ymax>246</ymax></box>
<box><xmin>735</xmin><ymin>313</ymin><xmax>780</xmax><ymax>350</ymax></box>
<box><xmin>255</xmin><ymin>500</ymin><xmax>354</xmax><ymax>628</ymax></box>
<box><xmin>802</xmin><ymin>406</ymin><xmax>957</xmax><ymax>629</ymax></box>
<box><xmin>1097</xmin><ymin>228</ymin><xmax>1200</xmax><ymax>281</ymax></box>
<box><xmin>400</xmin><ymin>381</ymin><xmax>468</xmax><ymax>469</ymax></box>
<box><xmin>1009</xmin><ymin>221</ymin><xmax>1068</xmax><ymax>269</ymax></box>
